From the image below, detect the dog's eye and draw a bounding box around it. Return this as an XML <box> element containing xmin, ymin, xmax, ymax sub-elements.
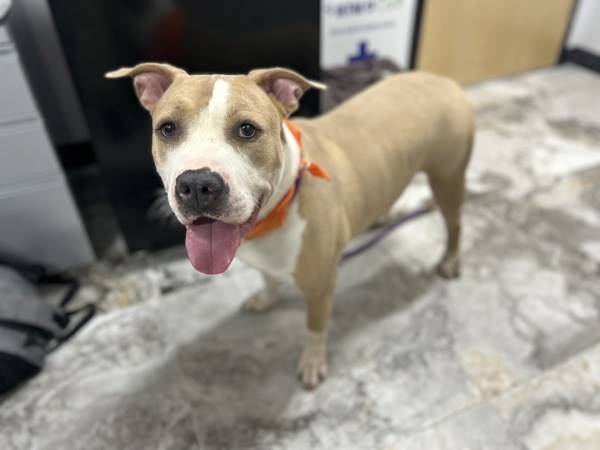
<box><xmin>239</xmin><ymin>123</ymin><xmax>257</xmax><ymax>139</ymax></box>
<box><xmin>159</xmin><ymin>122</ymin><xmax>177</xmax><ymax>138</ymax></box>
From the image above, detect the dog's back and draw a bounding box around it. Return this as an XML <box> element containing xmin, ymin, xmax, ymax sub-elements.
<box><xmin>295</xmin><ymin>71</ymin><xmax>474</xmax><ymax>236</ymax></box>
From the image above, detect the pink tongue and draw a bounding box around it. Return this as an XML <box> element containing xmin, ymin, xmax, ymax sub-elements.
<box><xmin>185</xmin><ymin>221</ymin><xmax>243</xmax><ymax>274</ymax></box>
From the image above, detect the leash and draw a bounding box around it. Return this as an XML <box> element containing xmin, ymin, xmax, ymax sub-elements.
<box><xmin>340</xmin><ymin>200</ymin><xmax>437</xmax><ymax>262</ymax></box>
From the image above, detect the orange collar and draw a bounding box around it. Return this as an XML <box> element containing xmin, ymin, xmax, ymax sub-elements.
<box><xmin>245</xmin><ymin>120</ymin><xmax>330</xmax><ymax>240</ymax></box>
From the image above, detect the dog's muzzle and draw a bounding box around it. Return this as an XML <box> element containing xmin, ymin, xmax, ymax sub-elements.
<box><xmin>175</xmin><ymin>168</ymin><xmax>229</xmax><ymax>217</ymax></box>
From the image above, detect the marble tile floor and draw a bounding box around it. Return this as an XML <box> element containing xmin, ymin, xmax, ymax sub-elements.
<box><xmin>1</xmin><ymin>64</ymin><xmax>600</xmax><ymax>450</ymax></box>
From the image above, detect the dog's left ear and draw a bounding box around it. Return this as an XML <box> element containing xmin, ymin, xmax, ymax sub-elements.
<box><xmin>248</xmin><ymin>67</ymin><xmax>326</xmax><ymax>116</ymax></box>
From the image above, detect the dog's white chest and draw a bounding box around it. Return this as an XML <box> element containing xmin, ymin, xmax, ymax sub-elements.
<box><xmin>237</xmin><ymin>199</ymin><xmax>306</xmax><ymax>283</ymax></box>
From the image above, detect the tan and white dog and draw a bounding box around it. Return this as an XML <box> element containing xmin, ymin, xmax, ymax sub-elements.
<box><xmin>106</xmin><ymin>63</ymin><xmax>474</xmax><ymax>388</ymax></box>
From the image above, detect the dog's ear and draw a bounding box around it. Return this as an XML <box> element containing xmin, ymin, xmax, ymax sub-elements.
<box><xmin>105</xmin><ymin>63</ymin><xmax>187</xmax><ymax>110</ymax></box>
<box><xmin>248</xmin><ymin>67</ymin><xmax>326</xmax><ymax>116</ymax></box>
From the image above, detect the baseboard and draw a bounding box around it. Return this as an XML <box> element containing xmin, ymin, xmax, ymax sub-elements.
<box><xmin>561</xmin><ymin>48</ymin><xmax>600</xmax><ymax>73</ymax></box>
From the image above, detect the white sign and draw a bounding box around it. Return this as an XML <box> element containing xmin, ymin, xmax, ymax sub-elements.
<box><xmin>321</xmin><ymin>0</ymin><xmax>417</xmax><ymax>70</ymax></box>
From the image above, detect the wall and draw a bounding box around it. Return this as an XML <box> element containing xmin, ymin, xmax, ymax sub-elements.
<box><xmin>567</xmin><ymin>0</ymin><xmax>600</xmax><ymax>54</ymax></box>
<box><xmin>416</xmin><ymin>0</ymin><xmax>574</xmax><ymax>85</ymax></box>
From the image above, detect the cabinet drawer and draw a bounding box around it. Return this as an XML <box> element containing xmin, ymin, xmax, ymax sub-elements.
<box><xmin>0</xmin><ymin>178</ymin><xmax>94</xmax><ymax>270</ymax></box>
<box><xmin>0</xmin><ymin>51</ymin><xmax>38</xmax><ymax>124</ymax></box>
<box><xmin>0</xmin><ymin>120</ymin><xmax>60</xmax><ymax>185</ymax></box>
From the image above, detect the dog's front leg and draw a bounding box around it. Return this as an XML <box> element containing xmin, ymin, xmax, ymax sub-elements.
<box><xmin>242</xmin><ymin>272</ymin><xmax>281</xmax><ymax>312</ymax></box>
<box><xmin>297</xmin><ymin>275</ymin><xmax>336</xmax><ymax>389</ymax></box>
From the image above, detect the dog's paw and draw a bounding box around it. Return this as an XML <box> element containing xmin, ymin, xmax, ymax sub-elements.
<box><xmin>242</xmin><ymin>290</ymin><xmax>280</xmax><ymax>313</ymax></box>
<box><xmin>437</xmin><ymin>254</ymin><xmax>461</xmax><ymax>279</ymax></box>
<box><xmin>297</xmin><ymin>334</ymin><xmax>327</xmax><ymax>389</ymax></box>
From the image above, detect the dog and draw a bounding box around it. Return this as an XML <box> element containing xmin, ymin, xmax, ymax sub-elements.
<box><xmin>106</xmin><ymin>64</ymin><xmax>474</xmax><ymax>388</ymax></box>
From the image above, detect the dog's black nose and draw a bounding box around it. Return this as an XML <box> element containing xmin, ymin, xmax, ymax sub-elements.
<box><xmin>175</xmin><ymin>168</ymin><xmax>228</xmax><ymax>214</ymax></box>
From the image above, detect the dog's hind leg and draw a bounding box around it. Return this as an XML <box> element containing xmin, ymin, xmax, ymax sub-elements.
<box><xmin>427</xmin><ymin>169</ymin><xmax>467</xmax><ymax>279</ymax></box>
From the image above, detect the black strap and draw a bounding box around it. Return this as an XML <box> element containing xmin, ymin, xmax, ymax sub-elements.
<box><xmin>47</xmin><ymin>303</ymin><xmax>96</xmax><ymax>352</ymax></box>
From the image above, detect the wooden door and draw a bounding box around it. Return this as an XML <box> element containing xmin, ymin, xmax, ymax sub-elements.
<box><xmin>415</xmin><ymin>0</ymin><xmax>576</xmax><ymax>84</ymax></box>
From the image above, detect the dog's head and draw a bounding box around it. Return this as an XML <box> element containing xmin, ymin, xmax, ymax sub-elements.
<box><xmin>106</xmin><ymin>63</ymin><xmax>324</xmax><ymax>274</ymax></box>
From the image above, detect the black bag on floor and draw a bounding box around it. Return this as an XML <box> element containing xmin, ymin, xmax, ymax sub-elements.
<box><xmin>0</xmin><ymin>263</ymin><xmax>95</xmax><ymax>395</ymax></box>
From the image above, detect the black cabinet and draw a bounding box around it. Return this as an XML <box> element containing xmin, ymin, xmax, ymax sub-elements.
<box><xmin>48</xmin><ymin>0</ymin><xmax>321</xmax><ymax>251</ymax></box>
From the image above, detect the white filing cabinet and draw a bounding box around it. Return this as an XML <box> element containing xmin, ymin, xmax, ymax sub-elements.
<box><xmin>0</xmin><ymin>24</ymin><xmax>94</xmax><ymax>270</ymax></box>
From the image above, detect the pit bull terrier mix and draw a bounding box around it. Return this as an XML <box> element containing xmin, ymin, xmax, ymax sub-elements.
<box><xmin>107</xmin><ymin>63</ymin><xmax>474</xmax><ymax>388</ymax></box>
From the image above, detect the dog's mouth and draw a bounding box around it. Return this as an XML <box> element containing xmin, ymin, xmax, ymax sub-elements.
<box><xmin>184</xmin><ymin>208</ymin><xmax>260</xmax><ymax>275</ymax></box>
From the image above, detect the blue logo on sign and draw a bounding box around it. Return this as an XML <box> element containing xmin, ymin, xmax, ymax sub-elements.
<box><xmin>348</xmin><ymin>41</ymin><xmax>377</xmax><ymax>63</ymax></box>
